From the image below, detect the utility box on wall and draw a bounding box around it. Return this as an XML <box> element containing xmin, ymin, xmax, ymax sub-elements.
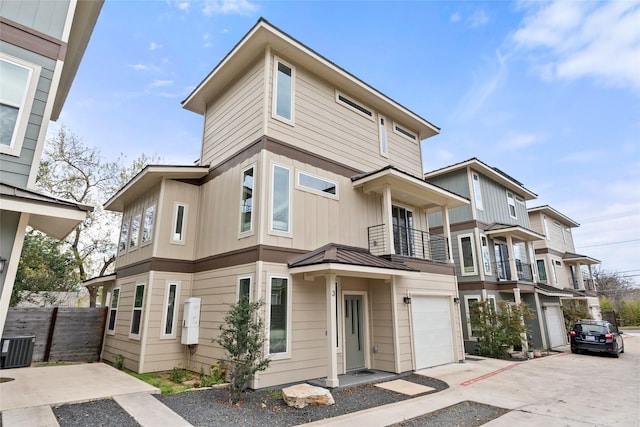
<box><xmin>181</xmin><ymin>297</ymin><xmax>201</xmax><ymax>345</ymax></box>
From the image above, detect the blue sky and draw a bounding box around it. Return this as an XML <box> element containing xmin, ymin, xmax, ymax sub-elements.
<box><xmin>56</xmin><ymin>0</ymin><xmax>639</xmax><ymax>283</ymax></box>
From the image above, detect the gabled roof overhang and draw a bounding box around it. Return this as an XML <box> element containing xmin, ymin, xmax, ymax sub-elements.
<box><xmin>352</xmin><ymin>166</ymin><xmax>469</xmax><ymax>211</ymax></box>
<box><xmin>485</xmin><ymin>223</ymin><xmax>545</xmax><ymax>242</ymax></box>
<box><xmin>83</xmin><ymin>273</ymin><xmax>116</xmax><ymax>288</ymax></box>
<box><xmin>182</xmin><ymin>18</ymin><xmax>439</xmax><ymax>140</ymax></box>
<box><xmin>1</xmin><ymin>183</ymin><xmax>92</xmax><ymax>240</ymax></box>
<box><xmin>527</xmin><ymin>205</ymin><xmax>580</xmax><ymax>228</ymax></box>
<box><xmin>535</xmin><ymin>283</ymin><xmax>575</xmax><ymax>297</ymax></box>
<box><xmin>425</xmin><ymin>157</ymin><xmax>537</xmax><ymax>201</ymax></box>
<box><xmin>563</xmin><ymin>252</ymin><xmax>600</xmax><ymax>265</ymax></box>
<box><xmin>104</xmin><ymin>165</ymin><xmax>209</xmax><ymax>212</ymax></box>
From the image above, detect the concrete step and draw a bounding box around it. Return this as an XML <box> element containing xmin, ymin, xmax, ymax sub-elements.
<box><xmin>113</xmin><ymin>392</ymin><xmax>192</xmax><ymax>427</ymax></box>
<box><xmin>2</xmin><ymin>405</ymin><xmax>59</xmax><ymax>427</ymax></box>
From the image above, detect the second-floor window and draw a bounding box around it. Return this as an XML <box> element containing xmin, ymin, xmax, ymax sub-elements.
<box><xmin>472</xmin><ymin>173</ymin><xmax>484</xmax><ymax>210</ymax></box>
<box><xmin>378</xmin><ymin>115</ymin><xmax>388</xmax><ymax>157</ymax></box>
<box><xmin>273</xmin><ymin>59</ymin><xmax>294</xmax><ymax>123</ymax></box>
<box><xmin>172</xmin><ymin>203</ymin><xmax>187</xmax><ymax>244</ymax></box>
<box><xmin>543</xmin><ymin>215</ymin><xmax>551</xmax><ymax>240</ymax></box>
<box><xmin>142</xmin><ymin>204</ymin><xmax>155</xmax><ymax>244</ymax></box>
<box><xmin>118</xmin><ymin>219</ymin><xmax>130</xmax><ymax>254</ymax></box>
<box><xmin>506</xmin><ymin>191</ymin><xmax>517</xmax><ymax>218</ymax></box>
<box><xmin>458</xmin><ymin>234</ymin><xmax>477</xmax><ymax>275</ymax></box>
<box><xmin>130</xmin><ymin>283</ymin><xmax>146</xmax><ymax>338</ymax></box>
<box><xmin>130</xmin><ymin>213</ymin><xmax>141</xmax><ymax>250</ymax></box>
<box><xmin>240</xmin><ymin>166</ymin><xmax>254</xmax><ymax>233</ymax></box>
<box><xmin>271</xmin><ymin>165</ymin><xmax>290</xmax><ymax>233</ymax></box>
<box><xmin>481</xmin><ymin>236</ymin><xmax>491</xmax><ymax>274</ymax></box>
<box><xmin>296</xmin><ymin>171</ymin><xmax>337</xmax><ymax>198</ymax></box>
<box><xmin>162</xmin><ymin>282</ymin><xmax>178</xmax><ymax>338</ymax></box>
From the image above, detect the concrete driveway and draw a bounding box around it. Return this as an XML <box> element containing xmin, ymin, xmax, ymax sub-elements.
<box><xmin>307</xmin><ymin>332</ymin><xmax>640</xmax><ymax>426</ymax></box>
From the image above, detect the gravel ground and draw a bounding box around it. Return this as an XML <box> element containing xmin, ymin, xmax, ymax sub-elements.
<box><xmin>50</xmin><ymin>373</ymin><xmax>507</xmax><ymax>427</ymax></box>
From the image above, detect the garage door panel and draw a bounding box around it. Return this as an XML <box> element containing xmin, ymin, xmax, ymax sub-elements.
<box><xmin>545</xmin><ymin>306</ymin><xmax>567</xmax><ymax>349</ymax></box>
<box><xmin>411</xmin><ymin>296</ymin><xmax>455</xmax><ymax>369</ymax></box>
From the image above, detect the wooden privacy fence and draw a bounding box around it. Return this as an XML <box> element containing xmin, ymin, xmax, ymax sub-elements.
<box><xmin>2</xmin><ymin>307</ymin><xmax>107</xmax><ymax>362</ymax></box>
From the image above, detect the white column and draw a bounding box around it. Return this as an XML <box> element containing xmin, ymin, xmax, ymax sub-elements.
<box><xmin>325</xmin><ymin>274</ymin><xmax>339</xmax><ymax>387</ymax></box>
<box><xmin>527</xmin><ymin>242</ymin><xmax>537</xmax><ymax>282</ymax></box>
<box><xmin>533</xmin><ymin>292</ymin><xmax>547</xmax><ymax>349</ymax></box>
<box><xmin>588</xmin><ymin>265</ymin><xmax>596</xmax><ymax>292</ymax></box>
<box><xmin>513</xmin><ymin>288</ymin><xmax>528</xmax><ymax>352</ymax></box>
<box><xmin>506</xmin><ymin>235</ymin><xmax>518</xmax><ymax>281</ymax></box>
<box><xmin>577</xmin><ymin>264</ymin><xmax>586</xmax><ymax>290</ymax></box>
<box><xmin>382</xmin><ymin>185</ymin><xmax>395</xmax><ymax>255</ymax></box>
<box><xmin>0</xmin><ymin>213</ymin><xmax>30</xmax><ymax>337</ymax></box>
<box><xmin>441</xmin><ymin>206</ymin><xmax>454</xmax><ymax>263</ymax></box>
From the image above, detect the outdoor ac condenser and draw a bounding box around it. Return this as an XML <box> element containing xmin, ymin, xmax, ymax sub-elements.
<box><xmin>181</xmin><ymin>297</ymin><xmax>201</xmax><ymax>345</ymax></box>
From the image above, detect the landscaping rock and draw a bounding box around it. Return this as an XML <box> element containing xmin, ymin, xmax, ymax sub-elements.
<box><xmin>282</xmin><ymin>383</ymin><xmax>335</xmax><ymax>408</ymax></box>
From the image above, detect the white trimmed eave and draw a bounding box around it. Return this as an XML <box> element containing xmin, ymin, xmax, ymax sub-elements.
<box><xmin>289</xmin><ymin>262</ymin><xmax>421</xmax><ymax>280</ymax></box>
<box><xmin>528</xmin><ymin>205</ymin><xmax>580</xmax><ymax>228</ymax></box>
<box><xmin>1</xmin><ymin>196</ymin><xmax>88</xmax><ymax>240</ymax></box>
<box><xmin>104</xmin><ymin>166</ymin><xmax>209</xmax><ymax>212</ymax></box>
<box><xmin>182</xmin><ymin>20</ymin><xmax>439</xmax><ymax>140</ymax></box>
<box><xmin>564</xmin><ymin>255</ymin><xmax>600</xmax><ymax>265</ymax></box>
<box><xmin>485</xmin><ymin>226</ymin><xmax>545</xmax><ymax>242</ymax></box>
<box><xmin>352</xmin><ymin>168</ymin><xmax>469</xmax><ymax>211</ymax></box>
<box><xmin>536</xmin><ymin>288</ymin><xmax>574</xmax><ymax>297</ymax></box>
<box><xmin>83</xmin><ymin>274</ymin><xmax>116</xmax><ymax>288</ymax></box>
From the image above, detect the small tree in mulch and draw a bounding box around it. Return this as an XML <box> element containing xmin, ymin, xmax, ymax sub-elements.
<box><xmin>216</xmin><ymin>297</ymin><xmax>270</xmax><ymax>404</ymax></box>
<box><xmin>470</xmin><ymin>300</ymin><xmax>534</xmax><ymax>359</ymax></box>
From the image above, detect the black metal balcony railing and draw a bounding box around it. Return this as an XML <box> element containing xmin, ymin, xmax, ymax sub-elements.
<box><xmin>367</xmin><ymin>224</ymin><xmax>449</xmax><ymax>262</ymax></box>
<box><xmin>493</xmin><ymin>259</ymin><xmax>534</xmax><ymax>282</ymax></box>
<box><xmin>571</xmin><ymin>278</ymin><xmax>597</xmax><ymax>291</ymax></box>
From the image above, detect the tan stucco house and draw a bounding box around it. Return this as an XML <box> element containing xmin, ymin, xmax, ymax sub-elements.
<box><xmin>99</xmin><ymin>18</ymin><xmax>470</xmax><ymax>388</ymax></box>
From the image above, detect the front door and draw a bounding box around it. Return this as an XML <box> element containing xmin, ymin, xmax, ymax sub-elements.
<box><xmin>344</xmin><ymin>295</ymin><xmax>365</xmax><ymax>370</ymax></box>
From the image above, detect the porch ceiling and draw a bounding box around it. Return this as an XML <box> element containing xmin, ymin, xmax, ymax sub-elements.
<box><xmin>352</xmin><ymin>166</ymin><xmax>469</xmax><ymax>211</ymax></box>
<box><xmin>485</xmin><ymin>223</ymin><xmax>544</xmax><ymax>242</ymax></box>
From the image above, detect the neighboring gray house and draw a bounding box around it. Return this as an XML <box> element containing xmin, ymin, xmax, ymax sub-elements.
<box><xmin>0</xmin><ymin>0</ymin><xmax>102</xmax><ymax>335</ymax></box>
<box><xmin>424</xmin><ymin>158</ymin><xmax>573</xmax><ymax>352</ymax></box>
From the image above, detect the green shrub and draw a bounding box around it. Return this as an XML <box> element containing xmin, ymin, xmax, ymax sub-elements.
<box><xmin>114</xmin><ymin>354</ymin><xmax>124</xmax><ymax>370</ymax></box>
<box><xmin>169</xmin><ymin>366</ymin><xmax>185</xmax><ymax>384</ymax></box>
<box><xmin>199</xmin><ymin>364</ymin><xmax>227</xmax><ymax>387</ymax></box>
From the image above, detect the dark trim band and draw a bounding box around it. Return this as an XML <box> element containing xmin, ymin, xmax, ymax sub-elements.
<box><xmin>0</xmin><ymin>17</ymin><xmax>66</xmax><ymax>61</ymax></box>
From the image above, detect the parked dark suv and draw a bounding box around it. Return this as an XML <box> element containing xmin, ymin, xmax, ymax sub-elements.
<box><xmin>570</xmin><ymin>320</ymin><xmax>624</xmax><ymax>357</ymax></box>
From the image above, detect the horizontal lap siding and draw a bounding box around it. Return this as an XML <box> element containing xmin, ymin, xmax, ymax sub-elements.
<box><xmin>48</xmin><ymin>308</ymin><xmax>106</xmax><ymax>362</ymax></box>
<box><xmin>155</xmin><ymin>181</ymin><xmax>199</xmax><ymax>261</ymax></box>
<box><xmin>201</xmin><ymin>58</ymin><xmax>264</xmax><ymax>167</ymax></box>
<box><xmin>370</xmin><ymin>282</ymin><xmax>394</xmax><ymax>372</ymax></box>
<box><xmin>2</xmin><ymin>308</ymin><xmax>52</xmax><ymax>361</ymax></box>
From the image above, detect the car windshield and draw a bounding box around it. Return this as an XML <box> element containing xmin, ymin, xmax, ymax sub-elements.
<box><xmin>577</xmin><ymin>324</ymin><xmax>607</xmax><ymax>334</ymax></box>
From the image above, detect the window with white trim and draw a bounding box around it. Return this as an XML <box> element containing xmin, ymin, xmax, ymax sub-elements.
<box><xmin>392</xmin><ymin>123</ymin><xmax>417</xmax><ymax>141</ymax></box>
<box><xmin>537</xmin><ymin>259</ymin><xmax>547</xmax><ymax>283</ymax></box>
<box><xmin>268</xmin><ymin>276</ymin><xmax>290</xmax><ymax>356</ymax></box>
<box><xmin>171</xmin><ymin>203</ymin><xmax>187</xmax><ymax>244</ymax></box>
<box><xmin>129</xmin><ymin>213</ymin><xmax>141</xmax><ymax>250</ymax></box>
<box><xmin>335</xmin><ymin>91</ymin><xmax>373</xmax><ymax>119</ymax></box>
<box><xmin>0</xmin><ymin>55</ymin><xmax>41</xmax><ymax>156</ymax></box>
<box><xmin>240</xmin><ymin>165</ymin><xmax>254</xmax><ymax>233</ymax></box>
<box><xmin>271</xmin><ymin>165</ymin><xmax>291</xmax><ymax>233</ymax></box>
<box><xmin>506</xmin><ymin>191</ymin><xmax>517</xmax><ymax>218</ymax></box>
<box><xmin>378</xmin><ymin>115</ymin><xmax>388</xmax><ymax>156</ymax></box>
<box><xmin>238</xmin><ymin>276</ymin><xmax>251</xmax><ymax>302</ymax></box>
<box><xmin>472</xmin><ymin>173</ymin><xmax>484</xmax><ymax>210</ymax></box>
<box><xmin>130</xmin><ymin>283</ymin><xmax>145</xmax><ymax>338</ymax></box>
<box><xmin>273</xmin><ymin>58</ymin><xmax>294</xmax><ymax>123</ymax></box>
<box><xmin>481</xmin><ymin>236</ymin><xmax>491</xmax><ymax>274</ymax></box>
<box><xmin>458</xmin><ymin>234</ymin><xmax>477</xmax><ymax>275</ymax></box>
<box><xmin>543</xmin><ymin>215</ymin><xmax>550</xmax><ymax>240</ymax></box>
<box><xmin>118</xmin><ymin>218</ymin><xmax>130</xmax><ymax>254</ymax></box>
<box><xmin>161</xmin><ymin>282</ymin><xmax>179</xmax><ymax>338</ymax></box>
<box><xmin>107</xmin><ymin>288</ymin><xmax>120</xmax><ymax>334</ymax></box>
<box><xmin>141</xmin><ymin>204</ymin><xmax>155</xmax><ymax>245</ymax></box>
<box><xmin>296</xmin><ymin>171</ymin><xmax>337</xmax><ymax>199</ymax></box>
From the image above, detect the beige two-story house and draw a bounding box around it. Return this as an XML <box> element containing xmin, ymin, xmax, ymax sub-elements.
<box><xmin>100</xmin><ymin>19</ymin><xmax>469</xmax><ymax>389</ymax></box>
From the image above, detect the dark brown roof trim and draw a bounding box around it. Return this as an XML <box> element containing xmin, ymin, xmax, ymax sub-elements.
<box><xmin>0</xmin><ymin>17</ymin><xmax>66</xmax><ymax>61</ymax></box>
<box><xmin>535</xmin><ymin>247</ymin><xmax>568</xmax><ymax>258</ymax></box>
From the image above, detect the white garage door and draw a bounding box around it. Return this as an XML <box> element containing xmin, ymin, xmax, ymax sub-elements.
<box><xmin>545</xmin><ymin>306</ymin><xmax>567</xmax><ymax>349</ymax></box>
<box><xmin>411</xmin><ymin>296</ymin><xmax>455</xmax><ymax>369</ymax></box>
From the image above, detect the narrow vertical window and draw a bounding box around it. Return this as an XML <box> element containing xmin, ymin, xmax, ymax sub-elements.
<box><xmin>466</xmin><ymin>296</ymin><xmax>481</xmax><ymax>338</ymax></box>
<box><xmin>240</xmin><ymin>166</ymin><xmax>254</xmax><ymax>233</ymax></box>
<box><xmin>238</xmin><ymin>277</ymin><xmax>251</xmax><ymax>302</ymax></box>
<box><xmin>142</xmin><ymin>205</ymin><xmax>155</xmax><ymax>244</ymax></box>
<box><xmin>172</xmin><ymin>203</ymin><xmax>187</xmax><ymax>243</ymax></box>
<box><xmin>507</xmin><ymin>192</ymin><xmax>517</xmax><ymax>218</ymax></box>
<box><xmin>268</xmin><ymin>277</ymin><xmax>289</xmax><ymax>355</ymax></box>
<box><xmin>130</xmin><ymin>284</ymin><xmax>145</xmax><ymax>337</ymax></box>
<box><xmin>118</xmin><ymin>219</ymin><xmax>130</xmax><ymax>254</ymax></box>
<box><xmin>481</xmin><ymin>236</ymin><xmax>491</xmax><ymax>274</ymax></box>
<box><xmin>458</xmin><ymin>234</ymin><xmax>477</xmax><ymax>275</ymax></box>
<box><xmin>274</xmin><ymin>59</ymin><xmax>294</xmax><ymax>122</ymax></box>
<box><xmin>543</xmin><ymin>215</ymin><xmax>550</xmax><ymax>240</ymax></box>
<box><xmin>107</xmin><ymin>288</ymin><xmax>120</xmax><ymax>334</ymax></box>
<box><xmin>472</xmin><ymin>173</ymin><xmax>483</xmax><ymax>210</ymax></box>
<box><xmin>162</xmin><ymin>283</ymin><xmax>178</xmax><ymax>337</ymax></box>
<box><xmin>378</xmin><ymin>115</ymin><xmax>388</xmax><ymax>156</ymax></box>
<box><xmin>129</xmin><ymin>213</ymin><xmax>141</xmax><ymax>250</ymax></box>
<box><xmin>271</xmin><ymin>165</ymin><xmax>290</xmax><ymax>233</ymax></box>
<box><xmin>537</xmin><ymin>260</ymin><xmax>547</xmax><ymax>283</ymax></box>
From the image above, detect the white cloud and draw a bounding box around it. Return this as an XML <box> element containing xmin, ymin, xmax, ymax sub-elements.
<box><xmin>513</xmin><ymin>0</ymin><xmax>640</xmax><ymax>92</ymax></box>
<box><xmin>202</xmin><ymin>0</ymin><xmax>258</xmax><ymax>16</ymax></box>
<box><xmin>468</xmin><ymin>10</ymin><xmax>490</xmax><ymax>28</ymax></box>
<box><xmin>128</xmin><ymin>64</ymin><xmax>148</xmax><ymax>71</ymax></box>
<box><xmin>149</xmin><ymin>79</ymin><xmax>174</xmax><ymax>88</ymax></box>
<box><xmin>560</xmin><ymin>150</ymin><xmax>606</xmax><ymax>163</ymax></box>
<box><xmin>149</xmin><ymin>42</ymin><xmax>162</xmax><ymax>51</ymax></box>
<box><xmin>450</xmin><ymin>12</ymin><xmax>461</xmax><ymax>23</ymax></box>
<box><xmin>501</xmin><ymin>132</ymin><xmax>541</xmax><ymax>150</ymax></box>
<box><xmin>178</xmin><ymin>1</ymin><xmax>190</xmax><ymax>11</ymax></box>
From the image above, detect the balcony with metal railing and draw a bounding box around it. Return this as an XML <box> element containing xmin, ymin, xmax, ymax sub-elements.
<box><xmin>493</xmin><ymin>259</ymin><xmax>534</xmax><ymax>282</ymax></box>
<box><xmin>367</xmin><ymin>224</ymin><xmax>449</xmax><ymax>262</ymax></box>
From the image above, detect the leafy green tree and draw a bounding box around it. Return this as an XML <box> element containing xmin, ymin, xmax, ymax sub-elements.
<box><xmin>470</xmin><ymin>300</ymin><xmax>534</xmax><ymax>359</ymax></box>
<box><xmin>12</xmin><ymin>229</ymin><xmax>79</xmax><ymax>306</ymax></box>
<box><xmin>216</xmin><ymin>297</ymin><xmax>270</xmax><ymax>403</ymax></box>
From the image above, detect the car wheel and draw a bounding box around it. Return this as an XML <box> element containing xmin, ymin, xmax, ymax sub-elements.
<box><xmin>571</xmin><ymin>348</ymin><xmax>578</xmax><ymax>354</ymax></box>
<box><xmin>613</xmin><ymin>352</ymin><xmax>620</xmax><ymax>358</ymax></box>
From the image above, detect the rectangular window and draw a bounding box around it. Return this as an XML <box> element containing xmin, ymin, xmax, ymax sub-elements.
<box><xmin>0</xmin><ymin>55</ymin><xmax>41</xmax><ymax>156</ymax></box>
<box><xmin>129</xmin><ymin>213</ymin><xmax>141</xmax><ymax>250</ymax></box>
<box><xmin>296</xmin><ymin>171</ymin><xmax>337</xmax><ymax>198</ymax></box>
<box><xmin>162</xmin><ymin>283</ymin><xmax>178</xmax><ymax>337</ymax></box>
<box><xmin>268</xmin><ymin>277</ymin><xmax>289</xmax><ymax>355</ymax></box>
<box><xmin>118</xmin><ymin>219</ymin><xmax>130</xmax><ymax>254</ymax></box>
<box><xmin>481</xmin><ymin>236</ymin><xmax>491</xmax><ymax>274</ymax></box>
<box><xmin>107</xmin><ymin>288</ymin><xmax>120</xmax><ymax>334</ymax></box>
<box><xmin>458</xmin><ymin>234</ymin><xmax>477</xmax><ymax>275</ymax></box>
<box><xmin>172</xmin><ymin>203</ymin><xmax>187</xmax><ymax>243</ymax></box>
<box><xmin>378</xmin><ymin>115</ymin><xmax>388</xmax><ymax>156</ymax></box>
<box><xmin>238</xmin><ymin>277</ymin><xmax>251</xmax><ymax>302</ymax></box>
<box><xmin>466</xmin><ymin>296</ymin><xmax>481</xmax><ymax>338</ymax></box>
<box><xmin>240</xmin><ymin>166</ymin><xmax>254</xmax><ymax>233</ymax></box>
<box><xmin>142</xmin><ymin>205</ymin><xmax>155</xmax><ymax>244</ymax></box>
<box><xmin>130</xmin><ymin>284</ymin><xmax>145</xmax><ymax>337</ymax></box>
<box><xmin>472</xmin><ymin>173</ymin><xmax>484</xmax><ymax>211</ymax></box>
<box><xmin>335</xmin><ymin>91</ymin><xmax>373</xmax><ymax>119</ymax></box>
<box><xmin>274</xmin><ymin>59</ymin><xmax>294</xmax><ymax>122</ymax></box>
<box><xmin>507</xmin><ymin>191</ymin><xmax>517</xmax><ymax>218</ymax></box>
<box><xmin>537</xmin><ymin>260</ymin><xmax>547</xmax><ymax>283</ymax></box>
<box><xmin>543</xmin><ymin>215</ymin><xmax>550</xmax><ymax>240</ymax></box>
<box><xmin>392</xmin><ymin>123</ymin><xmax>417</xmax><ymax>141</ymax></box>
<box><xmin>271</xmin><ymin>165</ymin><xmax>290</xmax><ymax>233</ymax></box>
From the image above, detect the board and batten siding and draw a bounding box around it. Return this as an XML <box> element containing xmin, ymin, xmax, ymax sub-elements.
<box><xmin>266</xmin><ymin>55</ymin><xmax>423</xmax><ymax>176</ymax></box>
<box><xmin>470</xmin><ymin>169</ymin><xmax>530</xmax><ymax>228</ymax></box>
<box><xmin>426</xmin><ymin>169</ymin><xmax>473</xmax><ymax>227</ymax></box>
<box><xmin>369</xmin><ymin>280</ymin><xmax>395</xmax><ymax>373</ymax></box>
<box><xmin>201</xmin><ymin>58</ymin><xmax>265</xmax><ymax>167</ymax></box>
<box><xmin>0</xmin><ymin>42</ymin><xmax>56</xmax><ymax>187</ymax></box>
<box><xmin>0</xmin><ymin>0</ymin><xmax>71</xmax><ymax>39</ymax></box>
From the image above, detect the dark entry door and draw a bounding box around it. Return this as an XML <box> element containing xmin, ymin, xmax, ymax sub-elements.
<box><xmin>344</xmin><ymin>295</ymin><xmax>364</xmax><ymax>370</ymax></box>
